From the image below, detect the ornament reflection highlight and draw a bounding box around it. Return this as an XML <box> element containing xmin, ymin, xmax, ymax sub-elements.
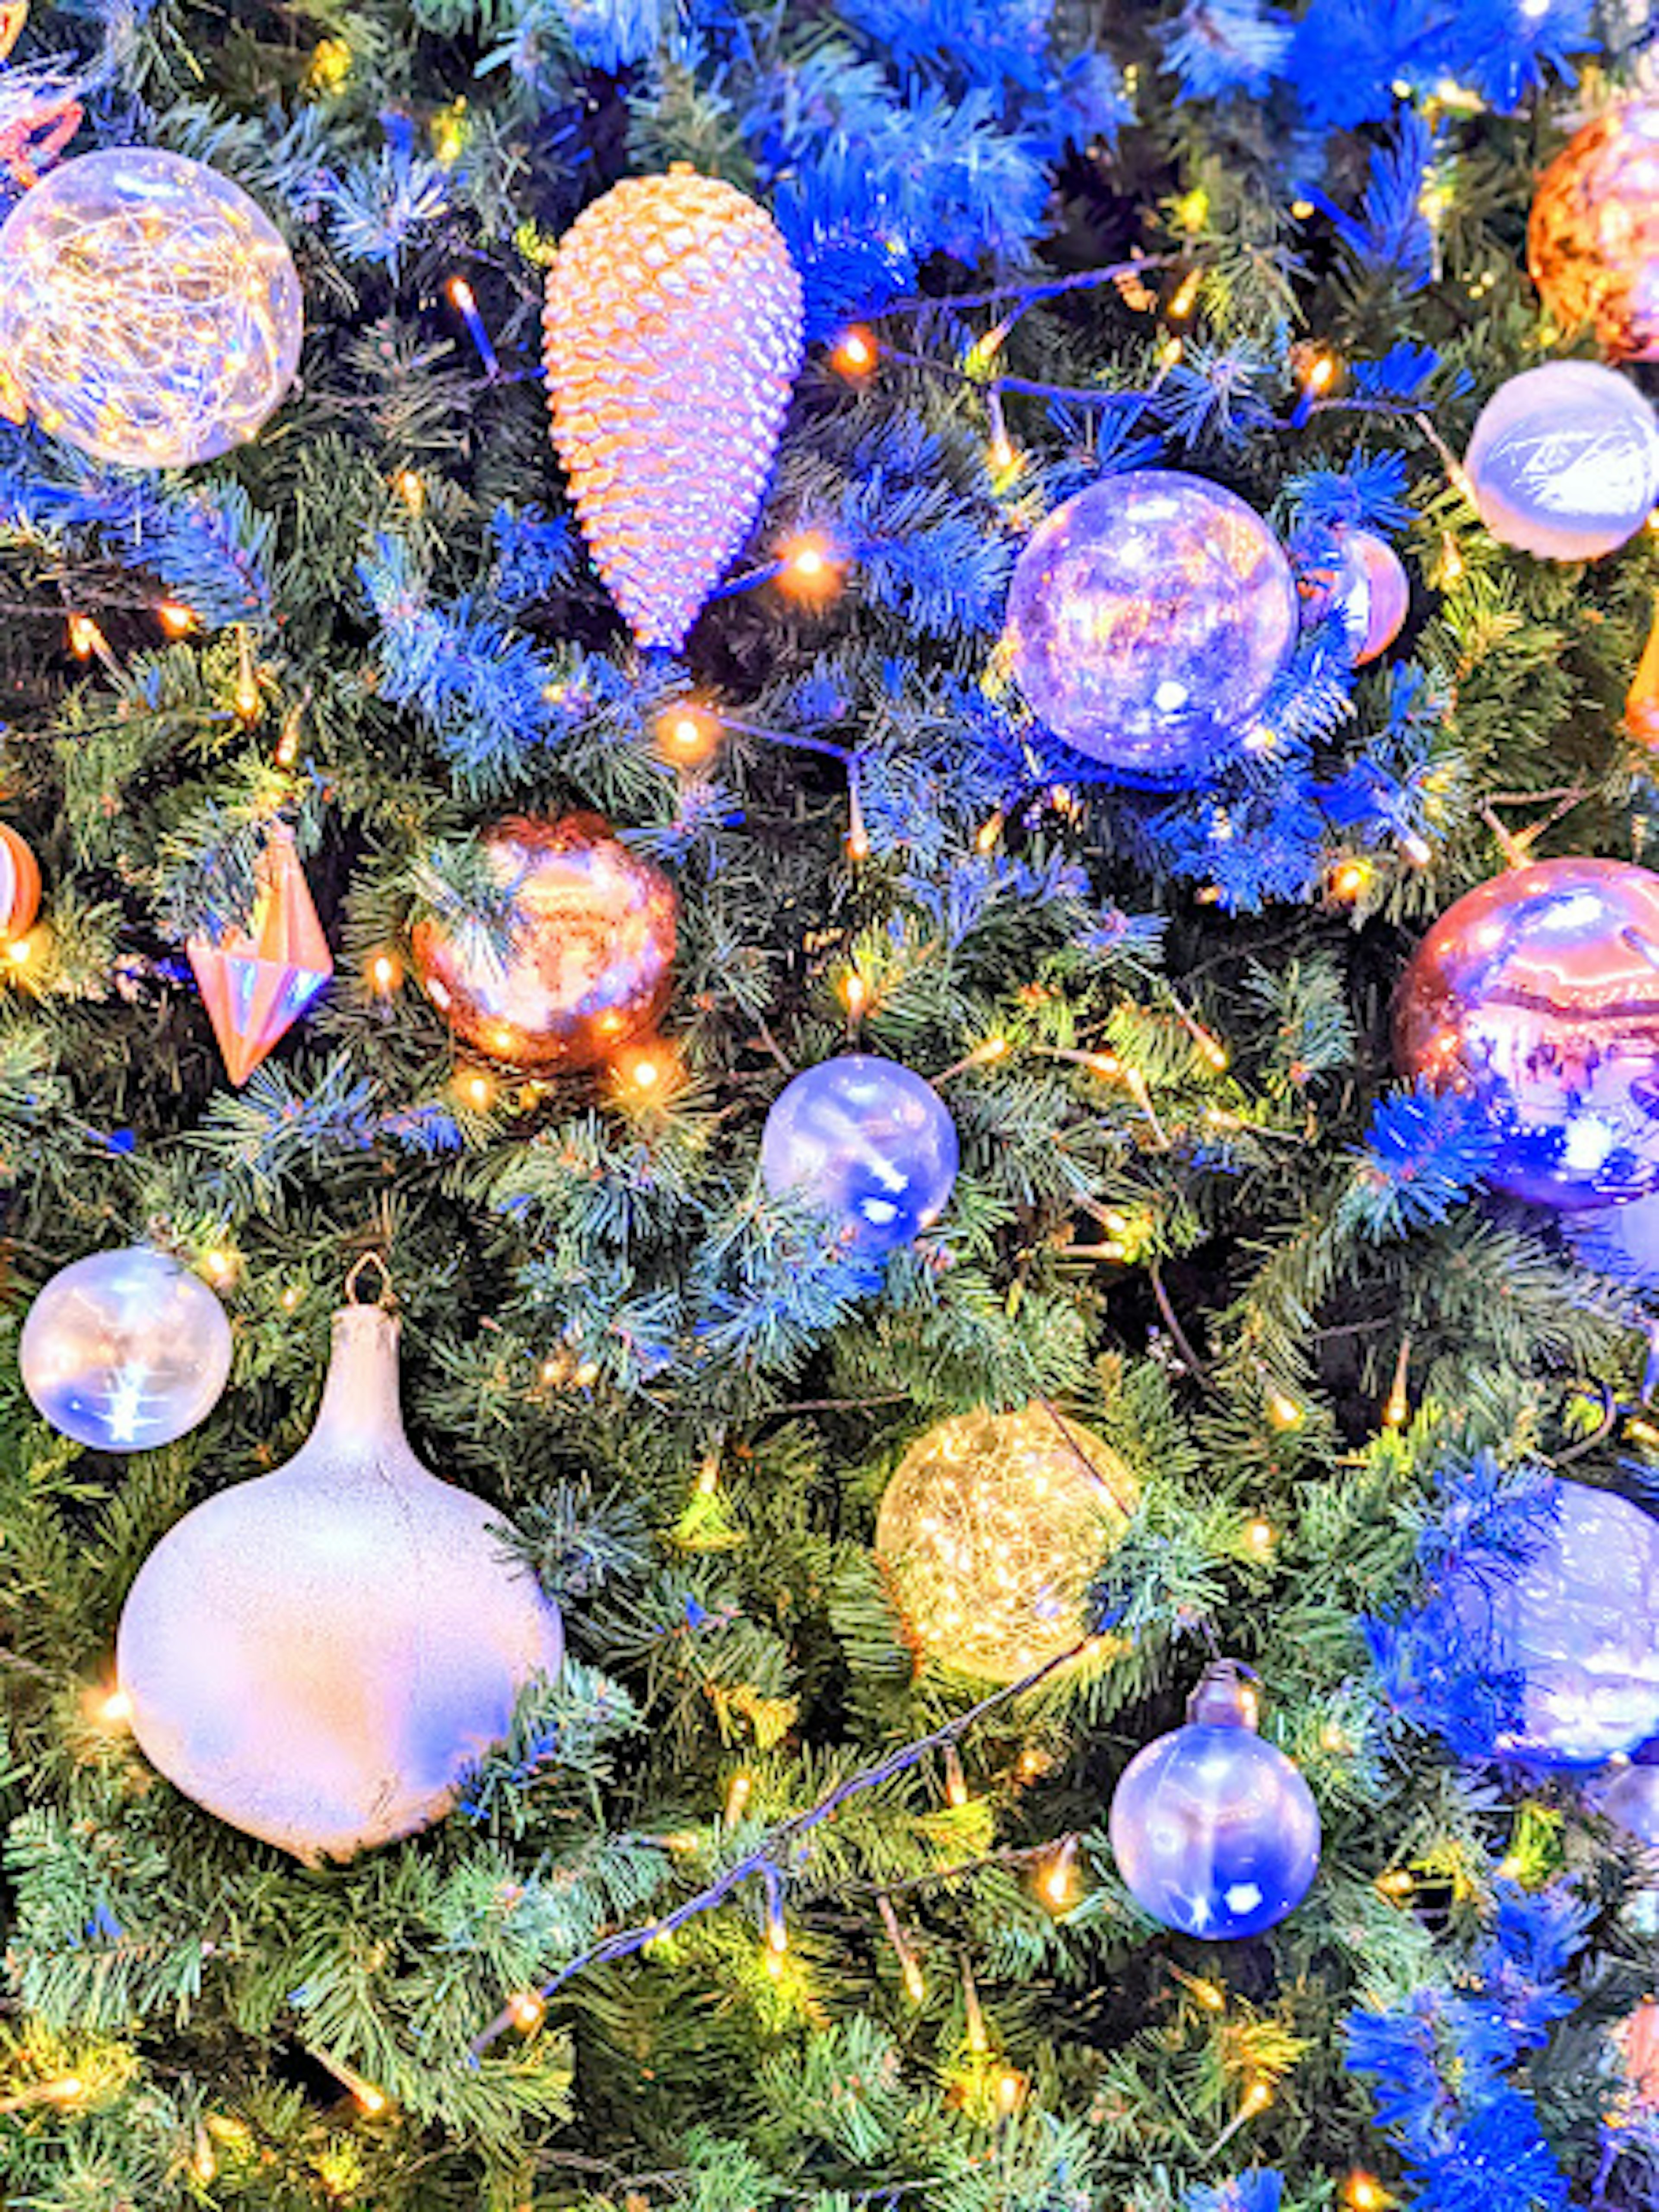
<box><xmin>1463</xmin><ymin>362</ymin><xmax>1659</xmax><ymax>561</ymax></box>
<box><xmin>761</xmin><ymin>1054</ymin><xmax>958</xmax><ymax>1254</ymax></box>
<box><xmin>1443</xmin><ymin>1479</ymin><xmax>1659</xmax><ymax>1766</ymax></box>
<box><xmin>874</xmin><ymin>1402</ymin><xmax>1135</xmax><ymax>1682</ymax></box>
<box><xmin>20</xmin><ymin>1246</ymin><xmax>233</xmax><ymax>1451</ymax></box>
<box><xmin>1004</xmin><ymin>469</ymin><xmax>1298</xmax><ymax>785</ymax></box>
<box><xmin>1395</xmin><ymin>857</ymin><xmax>1659</xmax><ymax>1210</ymax></box>
<box><xmin>0</xmin><ymin>148</ymin><xmax>303</xmax><ymax>469</ymax></box>
<box><xmin>1109</xmin><ymin>1663</ymin><xmax>1320</xmax><ymax>1939</ymax></box>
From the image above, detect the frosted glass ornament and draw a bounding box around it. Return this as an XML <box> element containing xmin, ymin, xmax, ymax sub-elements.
<box><xmin>874</xmin><ymin>1402</ymin><xmax>1135</xmax><ymax>1682</ymax></box>
<box><xmin>1440</xmin><ymin>1479</ymin><xmax>1659</xmax><ymax>1766</ymax></box>
<box><xmin>0</xmin><ymin>147</ymin><xmax>303</xmax><ymax>468</ymax></box>
<box><xmin>1109</xmin><ymin>1663</ymin><xmax>1320</xmax><ymax>1940</ymax></box>
<box><xmin>760</xmin><ymin>1054</ymin><xmax>958</xmax><ymax>1254</ymax></box>
<box><xmin>117</xmin><ymin>1297</ymin><xmax>563</xmax><ymax>1860</ymax></box>
<box><xmin>1601</xmin><ymin>1762</ymin><xmax>1659</xmax><ymax>1846</ymax></box>
<box><xmin>1463</xmin><ymin>362</ymin><xmax>1659</xmax><ymax>561</ymax></box>
<box><xmin>1004</xmin><ymin>469</ymin><xmax>1299</xmax><ymax>785</ymax></box>
<box><xmin>1395</xmin><ymin>856</ymin><xmax>1659</xmax><ymax>1211</ymax></box>
<box><xmin>20</xmin><ymin>1246</ymin><xmax>232</xmax><ymax>1451</ymax></box>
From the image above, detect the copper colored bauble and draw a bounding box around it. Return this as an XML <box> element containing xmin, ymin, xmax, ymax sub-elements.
<box><xmin>1395</xmin><ymin>857</ymin><xmax>1659</xmax><ymax>1211</ymax></box>
<box><xmin>187</xmin><ymin>823</ymin><xmax>332</xmax><ymax>1086</ymax></box>
<box><xmin>412</xmin><ymin>814</ymin><xmax>675</xmax><ymax>1071</ymax></box>
<box><xmin>543</xmin><ymin>164</ymin><xmax>804</xmax><ymax>651</ymax></box>
<box><xmin>0</xmin><ymin>822</ymin><xmax>39</xmax><ymax>940</ymax></box>
<box><xmin>117</xmin><ymin>1294</ymin><xmax>563</xmax><ymax>1861</ymax></box>
<box><xmin>1530</xmin><ymin>103</ymin><xmax>1659</xmax><ymax>363</ymax></box>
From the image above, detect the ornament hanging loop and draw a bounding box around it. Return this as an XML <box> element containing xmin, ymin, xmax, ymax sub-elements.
<box><xmin>1187</xmin><ymin>1658</ymin><xmax>1260</xmax><ymax>1730</ymax></box>
<box><xmin>343</xmin><ymin>1251</ymin><xmax>395</xmax><ymax>1310</ymax></box>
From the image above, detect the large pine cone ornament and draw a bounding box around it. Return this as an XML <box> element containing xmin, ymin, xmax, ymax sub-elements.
<box><xmin>543</xmin><ymin>164</ymin><xmax>804</xmax><ymax>651</ymax></box>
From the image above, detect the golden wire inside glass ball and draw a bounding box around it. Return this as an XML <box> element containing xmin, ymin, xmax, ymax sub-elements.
<box><xmin>0</xmin><ymin>147</ymin><xmax>303</xmax><ymax>468</ymax></box>
<box><xmin>874</xmin><ymin>1404</ymin><xmax>1136</xmax><ymax>1683</ymax></box>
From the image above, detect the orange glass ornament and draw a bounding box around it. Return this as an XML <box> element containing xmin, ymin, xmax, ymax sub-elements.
<box><xmin>1629</xmin><ymin>595</ymin><xmax>1659</xmax><ymax>747</ymax></box>
<box><xmin>186</xmin><ymin>823</ymin><xmax>332</xmax><ymax>1085</ymax></box>
<box><xmin>411</xmin><ymin>813</ymin><xmax>676</xmax><ymax>1073</ymax></box>
<box><xmin>0</xmin><ymin>822</ymin><xmax>40</xmax><ymax>940</ymax></box>
<box><xmin>1530</xmin><ymin>102</ymin><xmax>1659</xmax><ymax>362</ymax></box>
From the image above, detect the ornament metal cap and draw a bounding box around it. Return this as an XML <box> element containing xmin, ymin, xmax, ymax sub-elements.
<box><xmin>1186</xmin><ymin>1659</ymin><xmax>1260</xmax><ymax>1729</ymax></box>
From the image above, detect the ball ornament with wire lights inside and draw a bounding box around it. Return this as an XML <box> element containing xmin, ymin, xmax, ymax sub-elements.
<box><xmin>874</xmin><ymin>1402</ymin><xmax>1136</xmax><ymax>1683</ymax></box>
<box><xmin>0</xmin><ymin>146</ymin><xmax>303</xmax><ymax>468</ymax></box>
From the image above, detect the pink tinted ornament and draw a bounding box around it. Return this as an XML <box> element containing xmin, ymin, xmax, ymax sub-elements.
<box><xmin>1298</xmin><ymin>529</ymin><xmax>1409</xmax><ymax>664</ymax></box>
<box><xmin>187</xmin><ymin>824</ymin><xmax>331</xmax><ymax>1086</ymax></box>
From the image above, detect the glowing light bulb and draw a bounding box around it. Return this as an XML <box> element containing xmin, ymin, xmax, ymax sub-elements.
<box><xmin>99</xmin><ymin>1687</ymin><xmax>132</xmax><ymax>1724</ymax></box>
<box><xmin>460</xmin><ymin>1070</ymin><xmax>495</xmax><ymax>1112</ymax></box>
<box><xmin>724</xmin><ymin>1771</ymin><xmax>753</xmax><ymax>1824</ymax></box>
<box><xmin>507</xmin><ymin>1991</ymin><xmax>544</xmax><ymax>2031</ymax></box>
<box><xmin>1266</xmin><ymin>1388</ymin><xmax>1303</xmax><ymax>1431</ymax></box>
<box><xmin>7</xmin><ymin>931</ymin><xmax>33</xmax><ymax>967</ymax></box>
<box><xmin>203</xmin><ymin>1248</ymin><xmax>237</xmax><ymax>1286</ymax></box>
<box><xmin>156</xmin><ymin>600</ymin><xmax>197</xmax><ymax>638</ymax></box>
<box><xmin>368</xmin><ymin>950</ymin><xmax>401</xmax><ymax>995</ymax></box>
<box><xmin>656</xmin><ymin>703</ymin><xmax>719</xmax><ymax>765</ymax></box>
<box><xmin>832</xmin><ymin>327</ymin><xmax>877</xmax><ymax>376</ymax></box>
<box><xmin>842</xmin><ymin>972</ymin><xmax>869</xmax><ymax>1018</ymax></box>
<box><xmin>1330</xmin><ymin>857</ymin><xmax>1371</xmax><ymax>902</ymax></box>
<box><xmin>66</xmin><ymin>612</ymin><xmax>102</xmax><ymax>660</ymax></box>
<box><xmin>393</xmin><ymin>468</ymin><xmax>424</xmax><ymax>513</ymax></box>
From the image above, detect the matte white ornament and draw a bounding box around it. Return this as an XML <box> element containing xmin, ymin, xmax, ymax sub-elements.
<box><xmin>1463</xmin><ymin>361</ymin><xmax>1659</xmax><ymax>561</ymax></box>
<box><xmin>117</xmin><ymin>1295</ymin><xmax>562</xmax><ymax>1861</ymax></box>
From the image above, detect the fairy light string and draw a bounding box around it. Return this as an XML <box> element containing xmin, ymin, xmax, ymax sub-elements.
<box><xmin>470</xmin><ymin>1631</ymin><xmax>1092</xmax><ymax>2054</ymax></box>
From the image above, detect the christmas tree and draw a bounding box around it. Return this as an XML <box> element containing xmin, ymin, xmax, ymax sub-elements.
<box><xmin>7</xmin><ymin>1</ymin><xmax>1659</xmax><ymax>2207</ymax></box>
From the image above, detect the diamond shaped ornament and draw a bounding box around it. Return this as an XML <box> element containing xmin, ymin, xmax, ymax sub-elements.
<box><xmin>187</xmin><ymin>825</ymin><xmax>331</xmax><ymax>1085</ymax></box>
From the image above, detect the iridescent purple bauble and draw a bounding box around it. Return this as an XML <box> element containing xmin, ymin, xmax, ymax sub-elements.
<box><xmin>1297</xmin><ymin>528</ymin><xmax>1410</xmax><ymax>664</ymax></box>
<box><xmin>1464</xmin><ymin>362</ymin><xmax>1659</xmax><ymax>561</ymax></box>
<box><xmin>1004</xmin><ymin>469</ymin><xmax>1299</xmax><ymax>786</ymax></box>
<box><xmin>1443</xmin><ymin>1480</ymin><xmax>1659</xmax><ymax>1767</ymax></box>
<box><xmin>760</xmin><ymin>1054</ymin><xmax>958</xmax><ymax>1255</ymax></box>
<box><xmin>1395</xmin><ymin>857</ymin><xmax>1659</xmax><ymax>1210</ymax></box>
<box><xmin>1602</xmin><ymin>1762</ymin><xmax>1659</xmax><ymax>1846</ymax></box>
<box><xmin>1108</xmin><ymin>1664</ymin><xmax>1320</xmax><ymax>1941</ymax></box>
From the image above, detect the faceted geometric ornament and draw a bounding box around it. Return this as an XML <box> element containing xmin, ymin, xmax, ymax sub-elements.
<box><xmin>187</xmin><ymin>824</ymin><xmax>331</xmax><ymax>1085</ymax></box>
<box><xmin>543</xmin><ymin>164</ymin><xmax>804</xmax><ymax>652</ymax></box>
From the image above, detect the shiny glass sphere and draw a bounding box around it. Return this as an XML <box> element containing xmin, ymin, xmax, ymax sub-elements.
<box><xmin>20</xmin><ymin>1247</ymin><xmax>233</xmax><ymax>1451</ymax></box>
<box><xmin>1109</xmin><ymin>1670</ymin><xmax>1320</xmax><ymax>1940</ymax></box>
<box><xmin>1464</xmin><ymin>362</ymin><xmax>1659</xmax><ymax>561</ymax></box>
<box><xmin>1601</xmin><ymin>1763</ymin><xmax>1659</xmax><ymax>1847</ymax></box>
<box><xmin>760</xmin><ymin>1054</ymin><xmax>958</xmax><ymax>1254</ymax></box>
<box><xmin>1297</xmin><ymin>527</ymin><xmax>1410</xmax><ymax>664</ymax></box>
<box><xmin>1443</xmin><ymin>1480</ymin><xmax>1659</xmax><ymax>1766</ymax></box>
<box><xmin>0</xmin><ymin>148</ymin><xmax>303</xmax><ymax>469</ymax></box>
<box><xmin>874</xmin><ymin>1402</ymin><xmax>1135</xmax><ymax>1682</ymax></box>
<box><xmin>1004</xmin><ymin>468</ymin><xmax>1299</xmax><ymax>785</ymax></box>
<box><xmin>1395</xmin><ymin>857</ymin><xmax>1659</xmax><ymax>1210</ymax></box>
<box><xmin>413</xmin><ymin>813</ymin><xmax>676</xmax><ymax>1072</ymax></box>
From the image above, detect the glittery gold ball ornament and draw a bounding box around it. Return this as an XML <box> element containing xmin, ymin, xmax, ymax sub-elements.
<box><xmin>0</xmin><ymin>147</ymin><xmax>303</xmax><ymax>468</ymax></box>
<box><xmin>543</xmin><ymin>164</ymin><xmax>804</xmax><ymax>651</ymax></box>
<box><xmin>874</xmin><ymin>1404</ymin><xmax>1135</xmax><ymax>1683</ymax></box>
<box><xmin>1530</xmin><ymin>103</ymin><xmax>1659</xmax><ymax>363</ymax></box>
<box><xmin>117</xmin><ymin>1295</ymin><xmax>563</xmax><ymax>1861</ymax></box>
<box><xmin>412</xmin><ymin>813</ymin><xmax>676</xmax><ymax>1072</ymax></box>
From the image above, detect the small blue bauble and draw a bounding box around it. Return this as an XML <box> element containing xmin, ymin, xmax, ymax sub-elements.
<box><xmin>760</xmin><ymin>1055</ymin><xmax>959</xmax><ymax>1254</ymax></box>
<box><xmin>20</xmin><ymin>1247</ymin><xmax>233</xmax><ymax>1452</ymax></box>
<box><xmin>1396</xmin><ymin>857</ymin><xmax>1659</xmax><ymax>1211</ymax></box>
<box><xmin>1004</xmin><ymin>469</ymin><xmax>1299</xmax><ymax>786</ymax></box>
<box><xmin>1109</xmin><ymin>1665</ymin><xmax>1320</xmax><ymax>1940</ymax></box>
<box><xmin>1440</xmin><ymin>1479</ymin><xmax>1659</xmax><ymax>1767</ymax></box>
<box><xmin>1464</xmin><ymin>362</ymin><xmax>1659</xmax><ymax>562</ymax></box>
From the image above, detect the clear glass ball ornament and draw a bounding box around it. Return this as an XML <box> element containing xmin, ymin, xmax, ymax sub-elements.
<box><xmin>761</xmin><ymin>1053</ymin><xmax>959</xmax><ymax>1255</ymax></box>
<box><xmin>0</xmin><ymin>147</ymin><xmax>303</xmax><ymax>468</ymax></box>
<box><xmin>20</xmin><ymin>1246</ymin><xmax>233</xmax><ymax>1451</ymax></box>
<box><xmin>1004</xmin><ymin>468</ymin><xmax>1299</xmax><ymax>785</ymax></box>
<box><xmin>1109</xmin><ymin>1663</ymin><xmax>1321</xmax><ymax>1940</ymax></box>
<box><xmin>1463</xmin><ymin>362</ymin><xmax>1659</xmax><ymax>561</ymax></box>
